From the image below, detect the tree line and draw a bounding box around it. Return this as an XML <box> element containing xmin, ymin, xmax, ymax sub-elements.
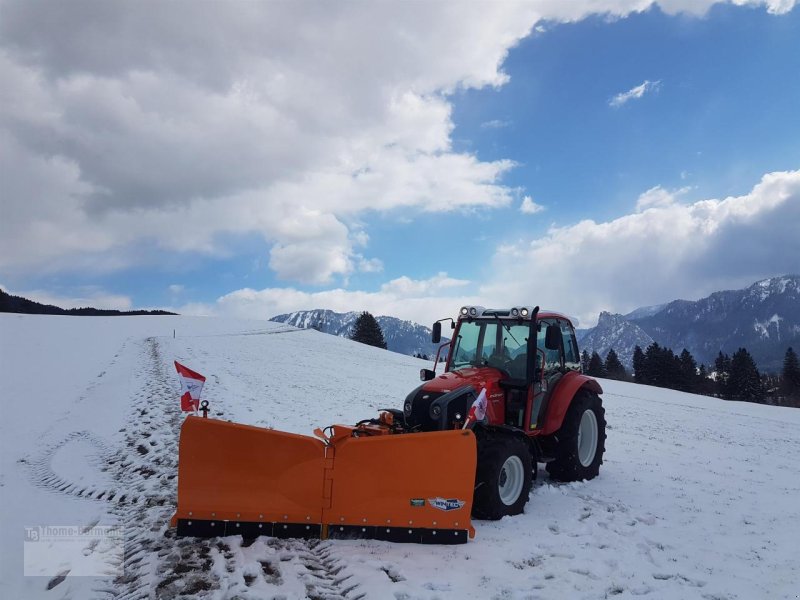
<box><xmin>582</xmin><ymin>344</ymin><xmax>800</xmax><ymax>407</ymax></box>
<box><xmin>0</xmin><ymin>288</ymin><xmax>176</xmax><ymax>316</ymax></box>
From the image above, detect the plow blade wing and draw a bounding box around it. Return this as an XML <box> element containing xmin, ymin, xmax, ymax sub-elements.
<box><xmin>172</xmin><ymin>416</ymin><xmax>327</xmax><ymax>539</ymax></box>
<box><xmin>172</xmin><ymin>417</ymin><xmax>476</xmax><ymax>544</ymax></box>
<box><xmin>324</xmin><ymin>429</ymin><xmax>476</xmax><ymax>544</ymax></box>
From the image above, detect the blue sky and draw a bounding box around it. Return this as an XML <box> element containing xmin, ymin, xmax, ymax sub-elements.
<box><xmin>1</xmin><ymin>1</ymin><xmax>799</xmax><ymax>325</ymax></box>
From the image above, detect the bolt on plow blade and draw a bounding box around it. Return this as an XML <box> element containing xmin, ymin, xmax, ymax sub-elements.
<box><xmin>171</xmin><ymin>417</ymin><xmax>477</xmax><ymax>544</ymax></box>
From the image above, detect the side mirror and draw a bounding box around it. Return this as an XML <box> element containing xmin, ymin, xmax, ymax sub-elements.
<box><xmin>420</xmin><ymin>368</ymin><xmax>436</xmax><ymax>381</ymax></box>
<box><xmin>545</xmin><ymin>324</ymin><xmax>561</xmax><ymax>351</ymax></box>
<box><xmin>431</xmin><ymin>322</ymin><xmax>442</xmax><ymax>344</ymax></box>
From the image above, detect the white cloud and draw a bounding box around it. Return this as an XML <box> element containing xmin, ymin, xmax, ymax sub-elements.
<box><xmin>609</xmin><ymin>79</ymin><xmax>662</xmax><ymax>108</ymax></box>
<box><xmin>357</xmin><ymin>257</ymin><xmax>384</xmax><ymax>273</ymax></box>
<box><xmin>480</xmin><ymin>119</ymin><xmax>511</xmax><ymax>129</ymax></box>
<box><xmin>380</xmin><ymin>272</ymin><xmax>470</xmax><ymax>296</ymax></box>
<box><xmin>481</xmin><ymin>169</ymin><xmax>800</xmax><ymax>325</ymax></box>
<box><xmin>730</xmin><ymin>0</ymin><xmax>795</xmax><ymax>13</ymax></box>
<box><xmin>635</xmin><ymin>185</ymin><xmax>692</xmax><ymax>212</ymax></box>
<box><xmin>168</xmin><ymin>284</ymin><xmax>185</xmax><ymax>295</ymax></box>
<box><xmin>186</xmin><ymin>169</ymin><xmax>799</xmax><ymax>327</ymax></box>
<box><xmin>520</xmin><ymin>195</ymin><xmax>545</xmax><ymax>214</ymax></box>
<box><xmin>0</xmin><ymin>3</ymin><xmax>531</xmax><ymax>283</ymax></box>
<box><xmin>184</xmin><ymin>272</ymin><xmax>475</xmax><ymax>327</ymax></box>
<box><xmin>0</xmin><ymin>1</ymin><xmax>795</xmax><ymax>286</ymax></box>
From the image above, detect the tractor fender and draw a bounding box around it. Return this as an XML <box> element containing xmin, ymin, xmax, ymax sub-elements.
<box><xmin>539</xmin><ymin>372</ymin><xmax>603</xmax><ymax>436</ymax></box>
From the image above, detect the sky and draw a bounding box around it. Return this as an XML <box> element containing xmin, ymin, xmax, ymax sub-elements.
<box><xmin>1</xmin><ymin>0</ymin><xmax>799</xmax><ymax>327</ymax></box>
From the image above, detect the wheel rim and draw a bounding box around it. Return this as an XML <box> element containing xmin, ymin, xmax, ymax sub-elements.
<box><xmin>577</xmin><ymin>409</ymin><xmax>598</xmax><ymax>467</ymax></box>
<box><xmin>498</xmin><ymin>455</ymin><xmax>525</xmax><ymax>505</ymax></box>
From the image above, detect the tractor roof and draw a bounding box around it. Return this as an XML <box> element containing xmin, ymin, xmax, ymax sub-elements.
<box><xmin>457</xmin><ymin>306</ymin><xmax>575</xmax><ymax>326</ymax></box>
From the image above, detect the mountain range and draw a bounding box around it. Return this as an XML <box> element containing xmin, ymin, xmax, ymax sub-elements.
<box><xmin>269</xmin><ymin>309</ymin><xmax>446</xmax><ymax>358</ymax></box>
<box><xmin>270</xmin><ymin>276</ymin><xmax>799</xmax><ymax>372</ymax></box>
<box><xmin>579</xmin><ymin>275</ymin><xmax>800</xmax><ymax>372</ymax></box>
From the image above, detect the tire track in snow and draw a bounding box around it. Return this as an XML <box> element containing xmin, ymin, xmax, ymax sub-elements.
<box><xmin>24</xmin><ymin>335</ymin><xmax>364</xmax><ymax>598</ymax></box>
<box><xmin>27</xmin><ymin>431</ymin><xmax>148</xmax><ymax>506</ymax></box>
<box><xmin>297</xmin><ymin>539</ymin><xmax>365</xmax><ymax>600</ymax></box>
<box><xmin>106</xmin><ymin>336</ymin><xmax>213</xmax><ymax>600</ymax></box>
<box><xmin>110</xmin><ymin>337</ymin><xmax>363</xmax><ymax>599</ymax></box>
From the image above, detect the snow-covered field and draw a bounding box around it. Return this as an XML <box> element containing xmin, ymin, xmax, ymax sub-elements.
<box><xmin>1</xmin><ymin>313</ymin><xmax>799</xmax><ymax>599</ymax></box>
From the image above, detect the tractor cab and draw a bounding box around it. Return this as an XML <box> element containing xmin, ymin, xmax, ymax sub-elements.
<box><xmin>421</xmin><ymin>306</ymin><xmax>583</xmax><ymax>434</ymax></box>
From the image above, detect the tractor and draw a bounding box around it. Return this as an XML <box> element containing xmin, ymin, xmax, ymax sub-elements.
<box><xmin>400</xmin><ymin>305</ymin><xmax>606</xmax><ymax>519</ymax></box>
<box><xmin>171</xmin><ymin>306</ymin><xmax>606</xmax><ymax>544</ymax></box>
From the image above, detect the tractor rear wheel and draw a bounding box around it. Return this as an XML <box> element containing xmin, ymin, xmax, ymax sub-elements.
<box><xmin>546</xmin><ymin>391</ymin><xmax>606</xmax><ymax>482</ymax></box>
<box><xmin>472</xmin><ymin>432</ymin><xmax>532</xmax><ymax>520</ymax></box>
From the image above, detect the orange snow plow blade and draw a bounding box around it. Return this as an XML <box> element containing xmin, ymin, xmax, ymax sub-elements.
<box><xmin>171</xmin><ymin>417</ymin><xmax>327</xmax><ymax>538</ymax></box>
<box><xmin>323</xmin><ymin>427</ymin><xmax>476</xmax><ymax>544</ymax></box>
<box><xmin>171</xmin><ymin>417</ymin><xmax>476</xmax><ymax>544</ymax></box>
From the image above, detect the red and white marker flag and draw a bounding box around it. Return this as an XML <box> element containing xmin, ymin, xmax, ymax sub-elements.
<box><xmin>462</xmin><ymin>388</ymin><xmax>488</xmax><ymax>429</ymax></box>
<box><xmin>174</xmin><ymin>361</ymin><xmax>206</xmax><ymax>412</ymax></box>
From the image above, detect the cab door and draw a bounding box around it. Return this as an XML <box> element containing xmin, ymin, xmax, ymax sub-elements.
<box><xmin>527</xmin><ymin>318</ymin><xmax>564</xmax><ymax>430</ymax></box>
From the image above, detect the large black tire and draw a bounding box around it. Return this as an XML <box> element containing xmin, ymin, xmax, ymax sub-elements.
<box><xmin>472</xmin><ymin>432</ymin><xmax>533</xmax><ymax>520</ymax></box>
<box><xmin>546</xmin><ymin>391</ymin><xmax>606</xmax><ymax>482</ymax></box>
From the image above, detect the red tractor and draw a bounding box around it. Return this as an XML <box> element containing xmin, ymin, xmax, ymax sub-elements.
<box><xmin>172</xmin><ymin>305</ymin><xmax>606</xmax><ymax>544</ymax></box>
<box><xmin>396</xmin><ymin>305</ymin><xmax>607</xmax><ymax>519</ymax></box>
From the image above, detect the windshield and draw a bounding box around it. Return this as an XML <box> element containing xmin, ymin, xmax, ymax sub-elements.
<box><xmin>449</xmin><ymin>320</ymin><xmax>531</xmax><ymax>379</ymax></box>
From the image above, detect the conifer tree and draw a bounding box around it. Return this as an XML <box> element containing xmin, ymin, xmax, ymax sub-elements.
<box><xmin>581</xmin><ymin>350</ymin><xmax>591</xmax><ymax>374</ymax></box>
<box><xmin>632</xmin><ymin>345</ymin><xmax>646</xmax><ymax>384</ymax></box>
<box><xmin>679</xmin><ymin>349</ymin><xmax>698</xmax><ymax>393</ymax></box>
<box><xmin>714</xmin><ymin>351</ymin><xmax>732</xmax><ymax>399</ymax></box>
<box><xmin>782</xmin><ymin>347</ymin><xmax>800</xmax><ymax>398</ymax></box>
<box><xmin>587</xmin><ymin>352</ymin><xmax>606</xmax><ymax>378</ymax></box>
<box><xmin>350</xmin><ymin>311</ymin><xmax>387</xmax><ymax>349</ymax></box>
<box><xmin>644</xmin><ymin>342</ymin><xmax>663</xmax><ymax>387</ymax></box>
<box><xmin>729</xmin><ymin>347</ymin><xmax>764</xmax><ymax>403</ymax></box>
<box><xmin>604</xmin><ymin>348</ymin><xmax>627</xmax><ymax>380</ymax></box>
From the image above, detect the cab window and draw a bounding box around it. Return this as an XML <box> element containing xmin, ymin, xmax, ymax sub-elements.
<box><xmin>536</xmin><ymin>318</ymin><xmax>562</xmax><ymax>373</ymax></box>
<box><xmin>561</xmin><ymin>321</ymin><xmax>580</xmax><ymax>371</ymax></box>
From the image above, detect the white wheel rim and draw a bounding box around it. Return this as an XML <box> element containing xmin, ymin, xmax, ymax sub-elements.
<box><xmin>498</xmin><ymin>455</ymin><xmax>525</xmax><ymax>506</ymax></box>
<box><xmin>577</xmin><ymin>409</ymin><xmax>598</xmax><ymax>467</ymax></box>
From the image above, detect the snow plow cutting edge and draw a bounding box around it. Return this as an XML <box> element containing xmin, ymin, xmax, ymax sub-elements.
<box><xmin>171</xmin><ymin>416</ymin><xmax>477</xmax><ymax>544</ymax></box>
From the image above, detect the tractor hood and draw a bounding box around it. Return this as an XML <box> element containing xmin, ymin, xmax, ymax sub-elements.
<box><xmin>421</xmin><ymin>366</ymin><xmax>504</xmax><ymax>394</ymax></box>
<box><xmin>402</xmin><ymin>367</ymin><xmax>508</xmax><ymax>431</ymax></box>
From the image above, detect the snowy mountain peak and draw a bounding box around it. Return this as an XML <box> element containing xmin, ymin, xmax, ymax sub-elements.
<box><xmin>580</xmin><ymin>312</ymin><xmax>655</xmax><ymax>368</ymax></box>
<box><xmin>748</xmin><ymin>274</ymin><xmax>800</xmax><ymax>301</ymax></box>
<box><xmin>585</xmin><ymin>274</ymin><xmax>800</xmax><ymax>371</ymax></box>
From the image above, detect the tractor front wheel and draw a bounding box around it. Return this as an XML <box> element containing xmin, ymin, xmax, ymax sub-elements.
<box><xmin>472</xmin><ymin>433</ymin><xmax>532</xmax><ymax>520</ymax></box>
<box><xmin>546</xmin><ymin>392</ymin><xmax>606</xmax><ymax>482</ymax></box>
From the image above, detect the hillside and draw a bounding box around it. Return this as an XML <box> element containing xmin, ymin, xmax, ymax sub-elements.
<box><xmin>1</xmin><ymin>314</ymin><xmax>799</xmax><ymax>599</ymax></box>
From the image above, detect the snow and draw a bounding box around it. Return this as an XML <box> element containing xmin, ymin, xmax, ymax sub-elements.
<box><xmin>753</xmin><ymin>313</ymin><xmax>784</xmax><ymax>340</ymax></box>
<box><xmin>2</xmin><ymin>313</ymin><xmax>800</xmax><ymax>599</ymax></box>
